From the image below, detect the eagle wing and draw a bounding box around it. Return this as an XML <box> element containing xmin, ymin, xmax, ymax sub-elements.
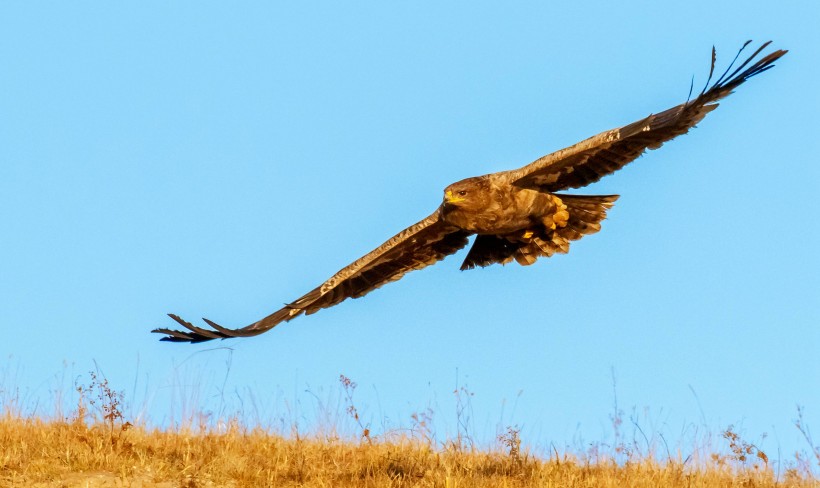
<box><xmin>153</xmin><ymin>210</ymin><xmax>471</xmax><ymax>342</ymax></box>
<box><xmin>501</xmin><ymin>41</ymin><xmax>787</xmax><ymax>192</ymax></box>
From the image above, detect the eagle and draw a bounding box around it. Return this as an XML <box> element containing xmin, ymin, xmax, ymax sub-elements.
<box><xmin>154</xmin><ymin>41</ymin><xmax>786</xmax><ymax>343</ymax></box>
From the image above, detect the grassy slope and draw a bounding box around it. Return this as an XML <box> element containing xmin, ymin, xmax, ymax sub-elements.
<box><xmin>1</xmin><ymin>416</ymin><xmax>816</xmax><ymax>488</ymax></box>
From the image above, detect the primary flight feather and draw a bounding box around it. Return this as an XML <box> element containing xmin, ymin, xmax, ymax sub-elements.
<box><xmin>154</xmin><ymin>41</ymin><xmax>786</xmax><ymax>343</ymax></box>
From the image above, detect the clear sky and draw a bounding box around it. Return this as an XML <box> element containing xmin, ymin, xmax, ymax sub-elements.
<box><xmin>2</xmin><ymin>0</ymin><xmax>818</xmax><ymax>461</ymax></box>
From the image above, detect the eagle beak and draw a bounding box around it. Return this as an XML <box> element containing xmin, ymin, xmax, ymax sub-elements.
<box><xmin>445</xmin><ymin>190</ymin><xmax>465</xmax><ymax>204</ymax></box>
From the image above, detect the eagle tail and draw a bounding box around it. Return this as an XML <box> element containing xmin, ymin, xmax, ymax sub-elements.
<box><xmin>523</xmin><ymin>194</ymin><xmax>619</xmax><ymax>263</ymax></box>
<box><xmin>460</xmin><ymin>194</ymin><xmax>618</xmax><ymax>269</ymax></box>
<box><xmin>554</xmin><ymin>194</ymin><xmax>619</xmax><ymax>241</ymax></box>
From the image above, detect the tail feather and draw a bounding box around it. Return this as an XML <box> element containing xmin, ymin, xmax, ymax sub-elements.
<box><xmin>518</xmin><ymin>193</ymin><xmax>618</xmax><ymax>265</ymax></box>
<box><xmin>460</xmin><ymin>193</ymin><xmax>618</xmax><ymax>270</ymax></box>
<box><xmin>554</xmin><ymin>194</ymin><xmax>618</xmax><ymax>240</ymax></box>
<box><xmin>459</xmin><ymin>194</ymin><xmax>619</xmax><ymax>270</ymax></box>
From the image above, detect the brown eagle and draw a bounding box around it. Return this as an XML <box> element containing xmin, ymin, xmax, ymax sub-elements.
<box><xmin>154</xmin><ymin>41</ymin><xmax>786</xmax><ymax>343</ymax></box>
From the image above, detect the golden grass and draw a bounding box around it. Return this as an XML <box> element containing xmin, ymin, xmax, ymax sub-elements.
<box><xmin>0</xmin><ymin>415</ymin><xmax>816</xmax><ymax>488</ymax></box>
<box><xmin>0</xmin><ymin>372</ymin><xmax>816</xmax><ymax>487</ymax></box>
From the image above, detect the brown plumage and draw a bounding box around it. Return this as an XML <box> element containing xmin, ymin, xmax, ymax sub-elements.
<box><xmin>154</xmin><ymin>41</ymin><xmax>786</xmax><ymax>343</ymax></box>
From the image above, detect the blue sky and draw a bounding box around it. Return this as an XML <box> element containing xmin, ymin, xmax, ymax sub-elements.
<box><xmin>2</xmin><ymin>1</ymin><xmax>818</xmax><ymax>459</ymax></box>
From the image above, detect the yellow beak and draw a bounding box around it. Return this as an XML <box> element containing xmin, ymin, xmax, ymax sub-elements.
<box><xmin>445</xmin><ymin>190</ymin><xmax>466</xmax><ymax>204</ymax></box>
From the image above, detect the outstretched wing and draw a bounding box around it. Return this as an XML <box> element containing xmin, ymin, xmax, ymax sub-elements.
<box><xmin>502</xmin><ymin>41</ymin><xmax>787</xmax><ymax>191</ymax></box>
<box><xmin>153</xmin><ymin>210</ymin><xmax>471</xmax><ymax>342</ymax></box>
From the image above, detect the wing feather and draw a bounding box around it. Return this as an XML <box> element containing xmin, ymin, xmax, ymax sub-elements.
<box><xmin>153</xmin><ymin>210</ymin><xmax>471</xmax><ymax>342</ymax></box>
<box><xmin>502</xmin><ymin>42</ymin><xmax>786</xmax><ymax>191</ymax></box>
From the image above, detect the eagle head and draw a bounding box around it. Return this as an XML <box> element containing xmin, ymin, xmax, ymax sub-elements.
<box><xmin>443</xmin><ymin>176</ymin><xmax>490</xmax><ymax>210</ymax></box>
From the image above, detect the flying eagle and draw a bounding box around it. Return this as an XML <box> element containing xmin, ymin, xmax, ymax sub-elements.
<box><xmin>154</xmin><ymin>41</ymin><xmax>786</xmax><ymax>343</ymax></box>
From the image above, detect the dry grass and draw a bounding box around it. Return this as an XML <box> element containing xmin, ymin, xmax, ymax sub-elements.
<box><xmin>3</xmin><ymin>415</ymin><xmax>818</xmax><ymax>487</ymax></box>
<box><xmin>0</xmin><ymin>371</ymin><xmax>817</xmax><ymax>487</ymax></box>
<box><xmin>0</xmin><ymin>416</ymin><xmax>816</xmax><ymax>488</ymax></box>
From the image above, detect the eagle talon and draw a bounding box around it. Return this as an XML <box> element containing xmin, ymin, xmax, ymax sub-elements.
<box><xmin>551</xmin><ymin>197</ymin><xmax>570</xmax><ymax>228</ymax></box>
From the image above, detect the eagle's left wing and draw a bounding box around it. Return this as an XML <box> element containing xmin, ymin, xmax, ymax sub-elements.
<box><xmin>153</xmin><ymin>210</ymin><xmax>471</xmax><ymax>343</ymax></box>
<box><xmin>502</xmin><ymin>41</ymin><xmax>786</xmax><ymax>192</ymax></box>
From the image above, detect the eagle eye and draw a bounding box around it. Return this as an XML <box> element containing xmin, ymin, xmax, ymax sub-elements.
<box><xmin>457</xmin><ymin>190</ymin><xmax>467</xmax><ymax>196</ymax></box>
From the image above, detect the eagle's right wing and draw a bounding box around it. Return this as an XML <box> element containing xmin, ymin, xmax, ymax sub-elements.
<box><xmin>153</xmin><ymin>210</ymin><xmax>471</xmax><ymax>342</ymax></box>
<box><xmin>502</xmin><ymin>41</ymin><xmax>786</xmax><ymax>192</ymax></box>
